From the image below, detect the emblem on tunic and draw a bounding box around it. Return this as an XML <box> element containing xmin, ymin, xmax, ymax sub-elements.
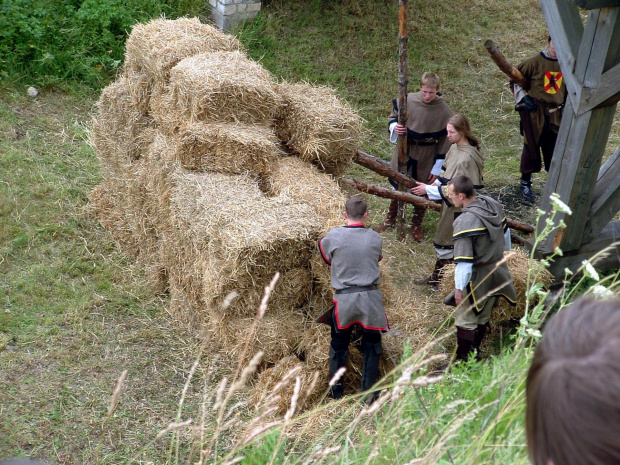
<box><xmin>544</xmin><ymin>71</ymin><xmax>563</xmax><ymax>94</ymax></box>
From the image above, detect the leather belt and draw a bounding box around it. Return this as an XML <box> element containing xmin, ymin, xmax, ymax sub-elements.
<box><xmin>335</xmin><ymin>285</ymin><xmax>378</xmax><ymax>294</ymax></box>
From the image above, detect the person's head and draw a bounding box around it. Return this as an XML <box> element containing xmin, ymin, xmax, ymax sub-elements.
<box><xmin>446</xmin><ymin>114</ymin><xmax>480</xmax><ymax>149</ymax></box>
<box><xmin>420</xmin><ymin>72</ymin><xmax>440</xmax><ymax>103</ymax></box>
<box><xmin>526</xmin><ymin>298</ymin><xmax>620</xmax><ymax>465</ymax></box>
<box><xmin>548</xmin><ymin>36</ymin><xmax>557</xmax><ymax>59</ymax></box>
<box><xmin>345</xmin><ymin>196</ymin><xmax>368</xmax><ymax>222</ymax></box>
<box><xmin>448</xmin><ymin>175</ymin><xmax>475</xmax><ymax>208</ymax></box>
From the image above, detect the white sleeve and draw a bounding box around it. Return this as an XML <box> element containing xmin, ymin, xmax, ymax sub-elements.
<box><xmin>389</xmin><ymin>122</ymin><xmax>398</xmax><ymax>143</ymax></box>
<box><xmin>430</xmin><ymin>158</ymin><xmax>443</xmax><ymax>176</ymax></box>
<box><xmin>513</xmin><ymin>83</ymin><xmax>527</xmax><ymax>104</ymax></box>
<box><xmin>504</xmin><ymin>228</ymin><xmax>512</xmax><ymax>251</ymax></box>
<box><xmin>454</xmin><ymin>262</ymin><xmax>473</xmax><ymax>290</ymax></box>
<box><xmin>425</xmin><ymin>183</ymin><xmax>441</xmax><ymax>200</ymax></box>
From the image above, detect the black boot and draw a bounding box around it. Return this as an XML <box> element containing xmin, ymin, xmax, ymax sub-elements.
<box><xmin>520</xmin><ymin>180</ymin><xmax>535</xmax><ymax>202</ymax></box>
<box><xmin>375</xmin><ymin>200</ymin><xmax>399</xmax><ymax>233</ymax></box>
<box><xmin>473</xmin><ymin>322</ymin><xmax>490</xmax><ymax>361</ymax></box>
<box><xmin>414</xmin><ymin>258</ymin><xmax>453</xmax><ymax>291</ymax></box>
<box><xmin>360</xmin><ymin>342</ymin><xmax>382</xmax><ymax>404</ymax></box>
<box><xmin>328</xmin><ymin>346</ymin><xmax>348</xmax><ymax>399</ymax></box>
<box><xmin>455</xmin><ymin>326</ymin><xmax>478</xmax><ymax>363</ymax></box>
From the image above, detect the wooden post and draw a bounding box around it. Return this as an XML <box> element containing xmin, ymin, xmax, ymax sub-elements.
<box><xmin>396</xmin><ymin>0</ymin><xmax>409</xmax><ymax>240</ymax></box>
<box><xmin>483</xmin><ymin>40</ymin><xmax>530</xmax><ymax>90</ymax></box>
<box><xmin>535</xmin><ymin>0</ymin><xmax>620</xmax><ymax>276</ymax></box>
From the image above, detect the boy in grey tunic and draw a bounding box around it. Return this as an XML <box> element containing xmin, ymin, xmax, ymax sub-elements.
<box><xmin>443</xmin><ymin>175</ymin><xmax>516</xmax><ymax>363</ymax></box>
<box><xmin>319</xmin><ymin>197</ymin><xmax>388</xmax><ymax>401</ymax></box>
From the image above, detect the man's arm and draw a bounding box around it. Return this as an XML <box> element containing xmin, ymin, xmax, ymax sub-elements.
<box><xmin>454</xmin><ymin>262</ymin><xmax>473</xmax><ymax>306</ymax></box>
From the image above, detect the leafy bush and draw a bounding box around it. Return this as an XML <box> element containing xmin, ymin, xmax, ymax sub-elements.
<box><xmin>0</xmin><ymin>0</ymin><xmax>209</xmax><ymax>87</ymax></box>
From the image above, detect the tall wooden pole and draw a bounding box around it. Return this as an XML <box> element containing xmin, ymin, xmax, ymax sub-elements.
<box><xmin>396</xmin><ymin>0</ymin><xmax>409</xmax><ymax>239</ymax></box>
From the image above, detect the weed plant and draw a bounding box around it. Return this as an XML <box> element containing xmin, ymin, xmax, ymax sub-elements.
<box><xmin>0</xmin><ymin>0</ymin><xmax>210</xmax><ymax>88</ymax></box>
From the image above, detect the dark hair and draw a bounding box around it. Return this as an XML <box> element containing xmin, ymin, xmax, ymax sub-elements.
<box><xmin>526</xmin><ymin>298</ymin><xmax>620</xmax><ymax>465</ymax></box>
<box><xmin>345</xmin><ymin>196</ymin><xmax>367</xmax><ymax>221</ymax></box>
<box><xmin>448</xmin><ymin>114</ymin><xmax>480</xmax><ymax>150</ymax></box>
<box><xmin>448</xmin><ymin>175</ymin><xmax>475</xmax><ymax>198</ymax></box>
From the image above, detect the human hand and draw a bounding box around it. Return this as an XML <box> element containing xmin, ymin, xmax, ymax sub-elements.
<box><xmin>428</xmin><ymin>174</ymin><xmax>438</xmax><ymax>183</ymax></box>
<box><xmin>517</xmin><ymin>95</ymin><xmax>537</xmax><ymax>111</ymax></box>
<box><xmin>455</xmin><ymin>289</ymin><xmax>464</xmax><ymax>306</ymax></box>
<box><xmin>394</xmin><ymin>123</ymin><xmax>407</xmax><ymax>135</ymax></box>
<box><xmin>410</xmin><ymin>181</ymin><xmax>427</xmax><ymax>196</ymax></box>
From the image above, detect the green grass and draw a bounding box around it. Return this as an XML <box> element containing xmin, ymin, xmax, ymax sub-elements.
<box><xmin>1</xmin><ymin>0</ymin><xmax>619</xmax><ymax>463</ymax></box>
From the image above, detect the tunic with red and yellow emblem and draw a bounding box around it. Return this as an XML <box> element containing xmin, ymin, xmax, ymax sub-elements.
<box><xmin>517</xmin><ymin>51</ymin><xmax>566</xmax><ymax>134</ymax></box>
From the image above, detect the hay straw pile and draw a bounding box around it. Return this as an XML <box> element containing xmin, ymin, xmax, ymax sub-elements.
<box><xmin>89</xmin><ymin>18</ymin><xmax>370</xmax><ymax>411</ymax></box>
<box><xmin>89</xmin><ymin>17</ymin><xmax>549</xmax><ymax>418</ymax></box>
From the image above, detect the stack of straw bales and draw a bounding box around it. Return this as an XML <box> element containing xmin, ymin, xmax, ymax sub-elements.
<box><xmin>89</xmin><ymin>18</ymin><xmax>370</xmax><ymax>409</ymax></box>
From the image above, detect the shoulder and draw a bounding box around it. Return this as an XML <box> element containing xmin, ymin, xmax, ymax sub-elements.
<box><xmin>453</xmin><ymin>209</ymin><xmax>485</xmax><ymax>239</ymax></box>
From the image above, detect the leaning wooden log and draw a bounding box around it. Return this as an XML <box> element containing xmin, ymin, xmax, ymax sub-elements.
<box><xmin>343</xmin><ymin>177</ymin><xmax>442</xmax><ymax>211</ymax></box>
<box><xmin>354</xmin><ymin>150</ymin><xmax>417</xmax><ymax>188</ymax></box>
<box><xmin>343</xmin><ymin>177</ymin><xmax>536</xmax><ymax>235</ymax></box>
<box><xmin>484</xmin><ymin>40</ymin><xmax>529</xmax><ymax>90</ymax></box>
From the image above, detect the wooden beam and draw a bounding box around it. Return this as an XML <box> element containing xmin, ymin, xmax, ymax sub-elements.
<box><xmin>579</xmin><ymin>62</ymin><xmax>620</xmax><ymax>112</ymax></box>
<box><xmin>342</xmin><ymin>177</ymin><xmax>536</xmax><ymax>234</ymax></box>
<box><xmin>568</xmin><ymin>0</ymin><xmax>620</xmax><ymax>9</ymax></box>
<box><xmin>582</xmin><ymin>146</ymin><xmax>620</xmax><ymax>242</ymax></box>
<box><xmin>539</xmin><ymin>102</ymin><xmax>617</xmax><ymax>253</ymax></box>
<box><xmin>354</xmin><ymin>150</ymin><xmax>417</xmax><ymax>188</ymax></box>
<box><xmin>540</xmin><ymin>0</ymin><xmax>584</xmax><ymax>109</ymax></box>
<box><xmin>545</xmin><ymin>220</ymin><xmax>620</xmax><ymax>277</ymax></box>
<box><xmin>574</xmin><ymin>8</ymin><xmax>620</xmax><ymax>114</ymax></box>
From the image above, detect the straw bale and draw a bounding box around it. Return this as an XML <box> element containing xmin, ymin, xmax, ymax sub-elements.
<box><xmin>91</xmin><ymin>76</ymin><xmax>153</xmax><ymax>181</ymax></box>
<box><xmin>439</xmin><ymin>248</ymin><xmax>554</xmax><ymax>321</ymax></box>
<box><xmin>152</xmin><ymin>51</ymin><xmax>281</xmax><ymax>131</ymax></box>
<box><xmin>125</xmin><ymin>17</ymin><xmax>241</xmax><ymax>85</ymax></box>
<box><xmin>176</xmin><ymin>122</ymin><xmax>283</xmax><ymax>177</ymax></box>
<box><xmin>266</xmin><ymin>156</ymin><xmax>345</xmax><ymax>234</ymax></box>
<box><xmin>249</xmin><ymin>356</ymin><xmax>325</xmax><ymax>415</ymax></box>
<box><xmin>89</xmin><ymin>182</ymin><xmax>138</xmax><ymax>255</ymax></box>
<box><xmin>274</xmin><ymin>82</ymin><xmax>362</xmax><ymax>175</ymax></box>
<box><xmin>169</xmin><ymin>170</ymin><xmax>321</xmax><ymax>267</ymax></box>
<box><xmin>206</xmin><ymin>310</ymin><xmax>309</xmax><ymax>366</ymax></box>
<box><xmin>122</xmin><ymin>64</ymin><xmax>166</xmax><ymax>116</ymax></box>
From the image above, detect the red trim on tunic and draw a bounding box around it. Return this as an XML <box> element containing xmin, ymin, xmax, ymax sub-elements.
<box><xmin>318</xmin><ymin>238</ymin><xmax>331</xmax><ymax>265</ymax></box>
<box><xmin>333</xmin><ymin>299</ymin><xmax>389</xmax><ymax>332</ymax></box>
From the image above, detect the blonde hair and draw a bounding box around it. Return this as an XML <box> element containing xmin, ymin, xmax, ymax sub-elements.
<box><xmin>420</xmin><ymin>72</ymin><xmax>440</xmax><ymax>90</ymax></box>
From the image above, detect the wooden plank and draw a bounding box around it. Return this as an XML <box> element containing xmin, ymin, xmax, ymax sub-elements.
<box><xmin>538</xmin><ymin>101</ymin><xmax>616</xmax><ymax>253</ymax></box>
<box><xmin>574</xmin><ymin>10</ymin><xmax>602</xmax><ymax>86</ymax></box>
<box><xmin>579</xmin><ymin>62</ymin><xmax>620</xmax><ymax>112</ymax></box>
<box><xmin>557</xmin><ymin>105</ymin><xmax>616</xmax><ymax>250</ymax></box>
<box><xmin>545</xmin><ymin>220</ymin><xmax>620</xmax><ymax>278</ymax></box>
<box><xmin>575</xmin><ymin>9</ymin><xmax>620</xmax><ymax>114</ymax></box>
<box><xmin>540</xmin><ymin>0</ymin><xmax>585</xmax><ymax>109</ymax></box>
<box><xmin>568</xmin><ymin>0</ymin><xmax>620</xmax><ymax>9</ymax></box>
<box><xmin>582</xmin><ymin>146</ymin><xmax>620</xmax><ymax>241</ymax></box>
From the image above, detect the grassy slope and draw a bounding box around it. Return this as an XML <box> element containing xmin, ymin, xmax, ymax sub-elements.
<box><xmin>0</xmin><ymin>1</ymin><xmax>618</xmax><ymax>463</ymax></box>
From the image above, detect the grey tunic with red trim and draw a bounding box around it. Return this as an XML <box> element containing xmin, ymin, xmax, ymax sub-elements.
<box><xmin>319</xmin><ymin>225</ymin><xmax>388</xmax><ymax>332</ymax></box>
<box><xmin>444</xmin><ymin>196</ymin><xmax>517</xmax><ymax>314</ymax></box>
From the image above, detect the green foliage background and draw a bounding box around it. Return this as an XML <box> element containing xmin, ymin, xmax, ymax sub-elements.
<box><xmin>0</xmin><ymin>0</ymin><xmax>209</xmax><ymax>87</ymax></box>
